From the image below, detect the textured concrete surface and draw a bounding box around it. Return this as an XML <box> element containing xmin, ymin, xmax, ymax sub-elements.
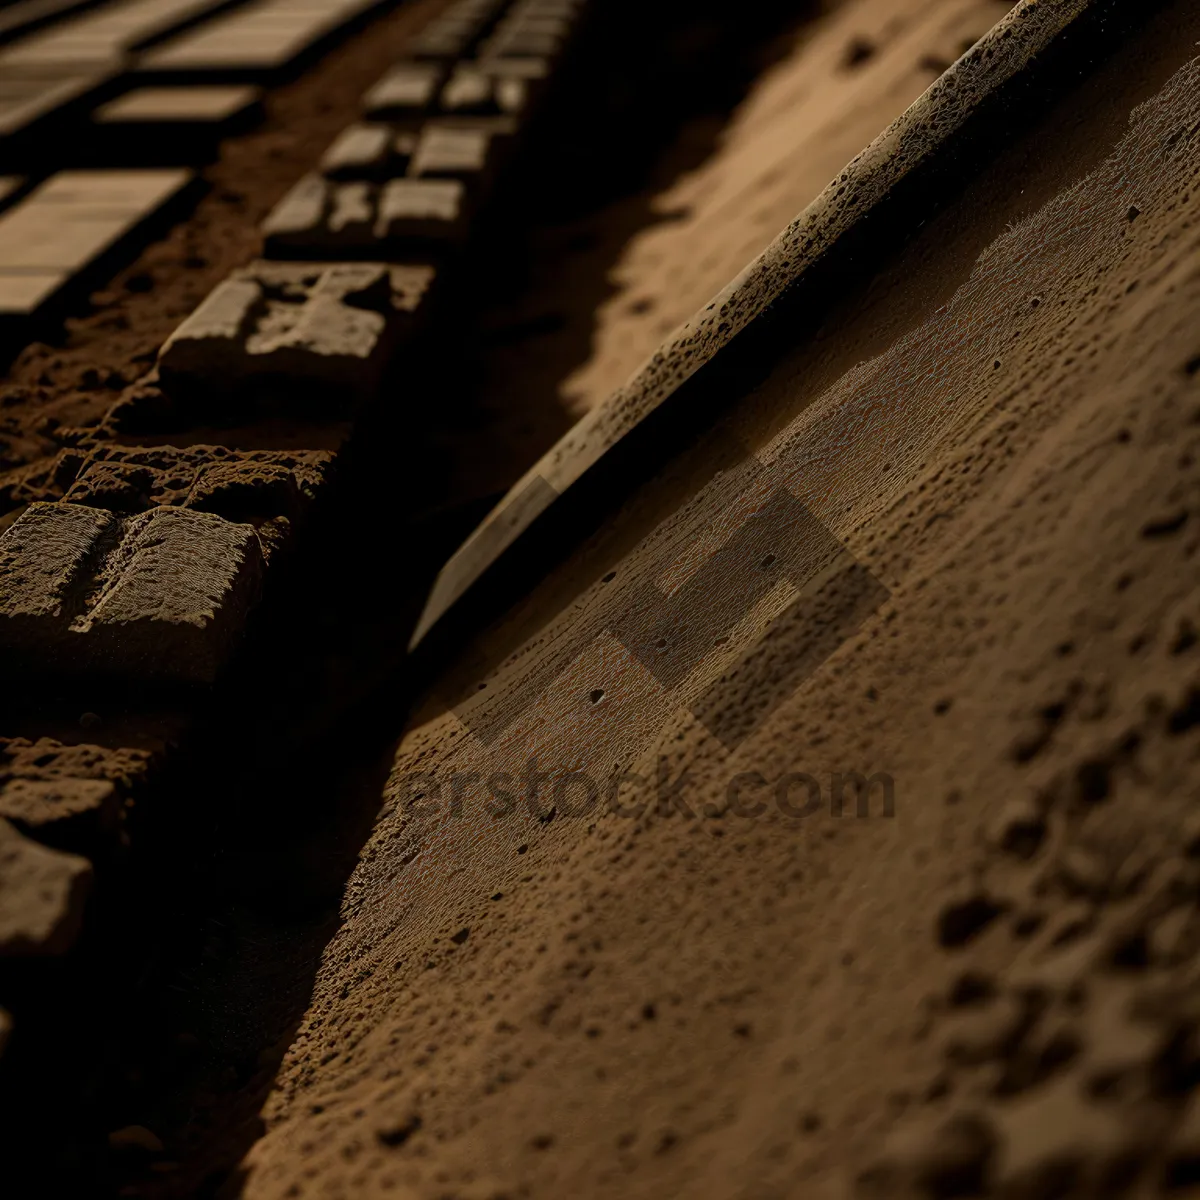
<box><xmin>8</xmin><ymin>0</ymin><xmax>1198</xmax><ymax>1196</ymax></box>
<box><xmin>0</xmin><ymin>500</ymin><xmax>265</xmax><ymax>683</ymax></box>
<box><xmin>158</xmin><ymin>260</ymin><xmax>436</xmax><ymax>406</ymax></box>
<box><xmin>239</xmin><ymin>3</ymin><xmax>1200</xmax><ymax>1197</ymax></box>
<box><xmin>262</xmin><ymin>173</ymin><xmax>471</xmax><ymax>257</ymax></box>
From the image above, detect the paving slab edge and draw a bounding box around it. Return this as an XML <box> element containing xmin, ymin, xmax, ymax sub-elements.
<box><xmin>411</xmin><ymin>0</ymin><xmax>1106</xmax><ymax>648</ymax></box>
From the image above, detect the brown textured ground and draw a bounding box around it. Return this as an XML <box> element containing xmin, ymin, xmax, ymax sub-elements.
<box><xmin>4</xmin><ymin>1</ymin><xmax>999</xmax><ymax>1194</ymax></box>
<box><xmin>11</xmin><ymin>0</ymin><xmax>1199</xmax><ymax>1196</ymax></box>
<box><xmin>236</xmin><ymin>3</ymin><xmax>1200</xmax><ymax>1199</ymax></box>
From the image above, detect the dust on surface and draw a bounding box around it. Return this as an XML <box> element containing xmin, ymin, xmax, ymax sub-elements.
<box><xmin>239</xmin><ymin>3</ymin><xmax>1200</xmax><ymax>1198</ymax></box>
<box><xmin>561</xmin><ymin>0</ymin><xmax>1014</xmax><ymax>416</ymax></box>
